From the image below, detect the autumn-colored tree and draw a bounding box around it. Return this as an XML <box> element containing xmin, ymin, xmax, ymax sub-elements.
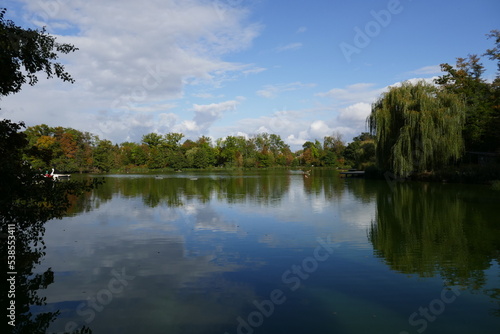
<box><xmin>301</xmin><ymin>141</ymin><xmax>321</xmax><ymax>166</ymax></box>
<box><xmin>1</xmin><ymin>120</ymin><xmax>97</xmax><ymax>333</ymax></box>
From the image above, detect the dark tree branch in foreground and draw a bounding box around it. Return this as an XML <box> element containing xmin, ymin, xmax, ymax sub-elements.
<box><xmin>0</xmin><ymin>8</ymin><xmax>78</xmax><ymax>97</ymax></box>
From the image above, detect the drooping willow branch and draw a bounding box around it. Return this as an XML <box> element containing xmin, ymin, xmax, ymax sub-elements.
<box><xmin>368</xmin><ymin>81</ymin><xmax>465</xmax><ymax>178</ymax></box>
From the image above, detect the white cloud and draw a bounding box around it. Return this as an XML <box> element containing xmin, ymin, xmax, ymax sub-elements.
<box><xmin>388</xmin><ymin>77</ymin><xmax>439</xmax><ymax>88</ymax></box>
<box><xmin>242</xmin><ymin>67</ymin><xmax>267</xmax><ymax>75</ymax></box>
<box><xmin>216</xmin><ymin>81</ymin><xmax>393</xmax><ymax>148</ymax></box>
<box><xmin>286</xmin><ymin>134</ymin><xmax>307</xmax><ymax>147</ymax></box>
<box><xmin>193</xmin><ymin>100</ymin><xmax>239</xmax><ymax>126</ymax></box>
<box><xmin>309</xmin><ymin>120</ymin><xmax>332</xmax><ymax>139</ymax></box>
<box><xmin>257</xmin><ymin>82</ymin><xmax>316</xmax><ymax>98</ymax></box>
<box><xmin>316</xmin><ymin>83</ymin><xmax>384</xmax><ymax>104</ymax></box>
<box><xmin>2</xmin><ymin>0</ymin><xmax>261</xmax><ymax>143</ymax></box>
<box><xmin>217</xmin><ymin>108</ymin><xmax>351</xmax><ymax>150</ymax></box>
<box><xmin>192</xmin><ymin>93</ymin><xmax>219</xmax><ymax>99</ymax></box>
<box><xmin>275</xmin><ymin>42</ymin><xmax>303</xmax><ymax>52</ymax></box>
<box><xmin>338</xmin><ymin>102</ymin><xmax>371</xmax><ymax>123</ymax></box>
<box><xmin>174</xmin><ymin>100</ymin><xmax>239</xmax><ymax>137</ymax></box>
<box><xmin>255</xmin><ymin>126</ymin><xmax>271</xmax><ymax>133</ymax></box>
<box><xmin>409</xmin><ymin>65</ymin><xmax>442</xmax><ymax>75</ymax></box>
<box><xmin>0</xmin><ymin>0</ymin><xmax>448</xmax><ymax>149</ymax></box>
<box><xmin>175</xmin><ymin>120</ymin><xmax>199</xmax><ymax>133</ymax></box>
<box><xmin>192</xmin><ymin>100</ymin><xmax>238</xmax><ymax>114</ymax></box>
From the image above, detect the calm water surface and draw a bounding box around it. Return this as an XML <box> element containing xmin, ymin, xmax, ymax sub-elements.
<box><xmin>34</xmin><ymin>170</ymin><xmax>500</xmax><ymax>333</ymax></box>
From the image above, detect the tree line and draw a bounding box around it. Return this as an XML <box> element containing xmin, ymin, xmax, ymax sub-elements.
<box><xmin>21</xmin><ymin>124</ymin><xmax>376</xmax><ymax>172</ymax></box>
<box><xmin>1</xmin><ymin>2</ymin><xmax>498</xmax><ymax>180</ymax></box>
<box><xmin>16</xmin><ymin>31</ymin><xmax>500</xmax><ymax>176</ymax></box>
<box><xmin>369</xmin><ymin>30</ymin><xmax>500</xmax><ymax>179</ymax></box>
<box><xmin>3</xmin><ymin>7</ymin><xmax>499</xmax><ymax>334</ymax></box>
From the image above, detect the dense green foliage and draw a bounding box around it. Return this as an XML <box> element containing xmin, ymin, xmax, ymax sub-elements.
<box><xmin>1</xmin><ymin>120</ymin><xmax>97</xmax><ymax>334</ymax></box>
<box><xmin>369</xmin><ymin>30</ymin><xmax>500</xmax><ymax>178</ymax></box>
<box><xmin>368</xmin><ymin>181</ymin><xmax>500</xmax><ymax>312</ymax></box>
<box><xmin>1</xmin><ymin>11</ymin><xmax>92</xmax><ymax>332</ymax></box>
<box><xmin>343</xmin><ymin>132</ymin><xmax>375</xmax><ymax>170</ymax></box>
<box><xmin>369</xmin><ymin>81</ymin><xmax>466</xmax><ymax>177</ymax></box>
<box><xmin>21</xmin><ymin>126</ymin><xmax>363</xmax><ymax>172</ymax></box>
<box><xmin>436</xmin><ymin>53</ymin><xmax>500</xmax><ymax>152</ymax></box>
<box><xmin>0</xmin><ymin>8</ymin><xmax>498</xmax><ymax>330</ymax></box>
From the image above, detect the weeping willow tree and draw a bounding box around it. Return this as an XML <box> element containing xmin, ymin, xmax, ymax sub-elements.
<box><xmin>368</xmin><ymin>81</ymin><xmax>466</xmax><ymax>177</ymax></box>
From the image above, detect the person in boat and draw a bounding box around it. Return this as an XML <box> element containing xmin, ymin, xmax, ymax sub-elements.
<box><xmin>44</xmin><ymin>168</ymin><xmax>54</xmax><ymax>178</ymax></box>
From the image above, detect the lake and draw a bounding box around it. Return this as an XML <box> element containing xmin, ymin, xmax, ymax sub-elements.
<box><xmin>32</xmin><ymin>170</ymin><xmax>500</xmax><ymax>334</ymax></box>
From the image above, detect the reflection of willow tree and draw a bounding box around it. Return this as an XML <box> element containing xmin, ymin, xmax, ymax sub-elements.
<box><xmin>368</xmin><ymin>182</ymin><xmax>500</xmax><ymax>314</ymax></box>
<box><xmin>1</xmin><ymin>120</ymin><xmax>97</xmax><ymax>334</ymax></box>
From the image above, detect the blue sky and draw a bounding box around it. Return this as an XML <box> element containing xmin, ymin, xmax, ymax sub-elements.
<box><xmin>1</xmin><ymin>0</ymin><xmax>499</xmax><ymax>149</ymax></box>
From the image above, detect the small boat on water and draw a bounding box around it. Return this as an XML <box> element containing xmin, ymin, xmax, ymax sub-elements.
<box><xmin>44</xmin><ymin>168</ymin><xmax>71</xmax><ymax>181</ymax></box>
<box><xmin>288</xmin><ymin>169</ymin><xmax>312</xmax><ymax>178</ymax></box>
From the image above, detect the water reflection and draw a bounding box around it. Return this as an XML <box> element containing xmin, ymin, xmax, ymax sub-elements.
<box><xmin>41</xmin><ymin>235</ymin><xmax>255</xmax><ymax>334</ymax></box>
<box><xmin>23</xmin><ymin>171</ymin><xmax>500</xmax><ymax>333</ymax></box>
<box><xmin>1</xmin><ymin>214</ymin><xmax>59</xmax><ymax>334</ymax></box>
<box><xmin>369</xmin><ymin>182</ymin><xmax>500</xmax><ymax>315</ymax></box>
<box><xmin>0</xmin><ymin>176</ymin><xmax>96</xmax><ymax>334</ymax></box>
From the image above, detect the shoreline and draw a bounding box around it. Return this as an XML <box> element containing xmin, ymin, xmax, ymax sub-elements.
<box><xmin>73</xmin><ymin>165</ymin><xmax>500</xmax><ymax>188</ymax></box>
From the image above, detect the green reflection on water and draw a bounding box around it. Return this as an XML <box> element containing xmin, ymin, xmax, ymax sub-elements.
<box><xmin>23</xmin><ymin>171</ymin><xmax>500</xmax><ymax>333</ymax></box>
<box><xmin>369</xmin><ymin>181</ymin><xmax>500</xmax><ymax>313</ymax></box>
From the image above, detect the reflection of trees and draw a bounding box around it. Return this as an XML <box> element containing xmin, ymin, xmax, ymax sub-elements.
<box><xmin>0</xmin><ymin>178</ymin><xmax>97</xmax><ymax>334</ymax></box>
<box><xmin>74</xmin><ymin>171</ymin><xmax>292</xmax><ymax>211</ymax></box>
<box><xmin>343</xmin><ymin>177</ymin><xmax>381</xmax><ymax>203</ymax></box>
<box><xmin>69</xmin><ymin>169</ymin><xmax>380</xmax><ymax>216</ymax></box>
<box><xmin>1</xmin><ymin>120</ymin><xmax>96</xmax><ymax>333</ymax></box>
<box><xmin>368</xmin><ymin>182</ymin><xmax>500</xmax><ymax>314</ymax></box>
<box><xmin>41</xmin><ymin>168</ymin><xmax>500</xmax><ymax>318</ymax></box>
<box><xmin>302</xmin><ymin>169</ymin><xmax>379</xmax><ymax>203</ymax></box>
<box><xmin>303</xmin><ymin>169</ymin><xmax>344</xmax><ymax>197</ymax></box>
<box><xmin>220</xmin><ymin>171</ymin><xmax>290</xmax><ymax>205</ymax></box>
<box><xmin>2</xmin><ymin>196</ymin><xmax>58</xmax><ymax>334</ymax></box>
